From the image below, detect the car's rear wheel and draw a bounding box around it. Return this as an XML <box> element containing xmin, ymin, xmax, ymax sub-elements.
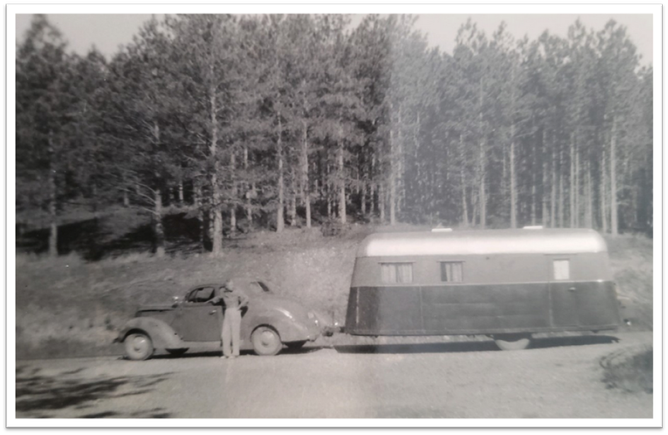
<box><xmin>493</xmin><ymin>333</ymin><xmax>531</xmax><ymax>351</ymax></box>
<box><xmin>251</xmin><ymin>326</ymin><xmax>282</xmax><ymax>356</ymax></box>
<box><xmin>124</xmin><ymin>332</ymin><xmax>154</xmax><ymax>360</ymax></box>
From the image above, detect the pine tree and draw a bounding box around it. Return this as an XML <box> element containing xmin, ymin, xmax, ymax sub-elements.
<box><xmin>16</xmin><ymin>15</ymin><xmax>72</xmax><ymax>256</ymax></box>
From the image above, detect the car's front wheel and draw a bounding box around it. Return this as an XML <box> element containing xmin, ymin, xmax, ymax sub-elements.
<box><xmin>251</xmin><ymin>326</ymin><xmax>282</xmax><ymax>356</ymax></box>
<box><xmin>124</xmin><ymin>332</ymin><xmax>154</xmax><ymax>360</ymax></box>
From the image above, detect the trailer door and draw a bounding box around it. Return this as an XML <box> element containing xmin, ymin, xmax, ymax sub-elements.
<box><xmin>548</xmin><ymin>256</ymin><xmax>580</xmax><ymax>327</ymax></box>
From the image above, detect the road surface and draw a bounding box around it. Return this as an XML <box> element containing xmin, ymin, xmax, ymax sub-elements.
<box><xmin>14</xmin><ymin>331</ymin><xmax>653</xmax><ymax>419</ymax></box>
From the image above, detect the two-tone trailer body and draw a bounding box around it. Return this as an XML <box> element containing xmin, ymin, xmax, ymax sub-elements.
<box><xmin>344</xmin><ymin>228</ymin><xmax>621</xmax><ymax>350</ymax></box>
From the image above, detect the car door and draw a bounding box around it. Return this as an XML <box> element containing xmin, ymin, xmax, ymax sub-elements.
<box><xmin>172</xmin><ymin>286</ymin><xmax>223</xmax><ymax>342</ymax></box>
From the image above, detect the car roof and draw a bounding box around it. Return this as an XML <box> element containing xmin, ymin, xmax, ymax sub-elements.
<box><xmin>187</xmin><ymin>283</ymin><xmax>225</xmax><ymax>291</ymax></box>
<box><xmin>186</xmin><ymin>278</ymin><xmax>268</xmax><ymax>291</ymax></box>
<box><xmin>357</xmin><ymin>228</ymin><xmax>608</xmax><ymax>257</ymax></box>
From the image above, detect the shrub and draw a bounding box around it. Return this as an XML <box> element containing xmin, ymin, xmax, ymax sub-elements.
<box><xmin>320</xmin><ymin>219</ymin><xmax>347</xmax><ymax>237</ymax></box>
<box><xmin>601</xmin><ymin>346</ymin><xmax>653</xmax><ymax>394</ymax></box>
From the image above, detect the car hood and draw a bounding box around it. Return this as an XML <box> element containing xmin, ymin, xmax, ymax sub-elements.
<box><xmin>137</xmin><ymin>303</ymin><xmax>175</xmax><ymax>312</ymax></box>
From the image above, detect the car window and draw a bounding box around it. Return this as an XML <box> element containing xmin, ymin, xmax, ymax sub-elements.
<box><xmin>257</xmin><ymin>281</ymin><xmax>273</xmax><ymax>293</ymax></box>
<box><xmin>188</xmin><ymin>287</ymin><xmax>215</xmax><ymax>303</ymax></box>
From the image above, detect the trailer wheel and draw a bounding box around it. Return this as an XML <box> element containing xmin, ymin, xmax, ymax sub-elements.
<box><xmin>493</xmin><ymin>334</ymin><xmax>531</xmax><ymax>351</ymax></box>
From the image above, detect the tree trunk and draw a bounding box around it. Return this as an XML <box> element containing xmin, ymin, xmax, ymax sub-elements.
<box><xmin>479</xmin><ymin>145</ymin><xmax>486</xmax><ymax>229</ymax></box>
<box><xmin>289</xmin><ymin>167</ymin><xmax>297</xmax><ymax>227</ymax></box>
<box><xmin>123</xmin><ymin>185</ymin><xmax>130</xmax><ymax>208</ymax></box>
<box><xmin>48</xmin><ymin>131</ymin><xmax>58</xmax><ymax>257</ymax></box>
<box><xmin>569</xmin><ymin>133</ymin><xmax>575</xmax><ymax>228</ymax></box>
<box><xmin>610</xmin><ymin>116</ymin><xmax>618</xmax><ymax>235</ymax></box>
<box><xmin>574</xmin><ymin>135</ymin><xmax>580</xmax><ymax>228</ymax></box>
<box><xmin>542</xmin><ymin>130</ymin><xmax>549</xmax><ymax>227</ymax></box>
<box><xmin>550</xmin><ymin>148</ymin><xmax>557</xmax><ymax>228</ymax></box>
<box><xmin>531</xmin><ymin>139</ymin><xmax>537</xmax><ymax>226</ymax></box>
<box><xmin>601</xmin><ymin>144</ymin><xmax>608</xmax><ymax>233</ymax></box>
<box><xmin>371</xmin><ymin>154</ymin><xmax>378</xmax><ymax>217</ymax></box>
<box><xmin>414</xmin><ymin>112</ymin><xmax>422</xmax><ymax>213</ymax></box>
<box><xmin>121</xmin><ymin>173</ymin><xmax>130</xmax><ymax>207</ymax></box>
<box><xmin>338</xmin><ymin>126</ymin><xmax>346</xmax><ymax>224</ymax></box>
<box><xmin>510</xmin><ymin>123</ymin><xmax>517</xmax><ymax>229</ymax></box>
<box><xmin>276</xmin><ymin>114</ymin><xmax>285</xmax><ymax>233</ymax></box>
<box><xmin>154</xmin><ymin>186</ymin><xmax>165</xmax><ymax>257</ymax></box>
<box><xmin>379</xmin><ymin>182</ymin><xmax>385</xmax><ymax>223</ymax></box>
<box><xmin>558</xmin><ymin>148</ymin><xmax>564</xmax><ymax>228</ymax></box>
<box><xmin>361</xmin><ymin>174</ymin><xmax>367</xmax><ymax>216</ymax></box>
<box><xmin>301</xmin><ymin>119</ymin><xmax>311</xmax><ymax>228</ymax></box>
<box><xmin>359</xmin><ymin>155</ymin><xmax>369</xmax><ymax>217</ymax></box>
<box><xmin>389</xmin><ymin>128</ymin><xmax>397</xmax><ymax>225</ymax></box>
<box><xmin>244</xmin><ymin>146</ymin><xmax>253</xmax><ymax>227</ymax></box>
<box><xmin>210</xmin><ymin>92</ymin><xmax>223</xmax><ymax>256</ymax></box>
<box><xmin>585</xmin><ymin>159</ymin><xmax>593</xmax><ymax>228</ymax></box>
<box><xmin>478</xmin><ymin>77</ymin><xmax>486</xmax><ymax>229</ymax></box>
<box><xmin>178</xmin><ymin>181</ymin><xmax>184</xmax><ymax>207</ymax></box>
<box><xmin>195</xmin><ymin>182</ymin><xmax>205</xmax><ymax>252</ymax></box>
<box><xmin>396</xmin><ymin>106</ymin><xmax>403</xmax><ymax>218</ymax></box>
<box><xmin>459</xmin><ymin>134</ymin><xmax>469</xmax><ymax>227</ymax></box>
<box><xmin>230</xmin><ymin>150</ymin><xmax>237</xmax><ymax>234</ymax></box>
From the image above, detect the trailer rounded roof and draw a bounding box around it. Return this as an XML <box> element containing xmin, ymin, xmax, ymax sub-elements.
<box><xmin>356</xmin><ymin>228</ymin><xmax>608</xmax><ymax>258</ymax></box>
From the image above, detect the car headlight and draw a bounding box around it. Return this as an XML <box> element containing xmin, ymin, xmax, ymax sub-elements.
<box><xmin>308</xmin><ymin>311</ymin><xmax>320</xmax><ymax>326</ymax></box>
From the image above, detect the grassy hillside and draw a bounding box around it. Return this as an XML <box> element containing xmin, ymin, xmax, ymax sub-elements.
<box><xmin>605</xmin><ymin>235</ymin><xmax>654</xmax><ymax>331</ymax></box>
<box><xmin>15</xmin><ymin>226</ymin><xmax>653</xmax><ymax>359</ymax></box>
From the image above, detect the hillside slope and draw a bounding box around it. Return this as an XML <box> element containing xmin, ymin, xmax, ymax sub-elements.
<box><xmin>15</xmin><ymin>228</ymin><xmax>653</xmax><ymax>359</ymax></box>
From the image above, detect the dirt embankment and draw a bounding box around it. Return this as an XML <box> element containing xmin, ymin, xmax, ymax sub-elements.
<box><xmin>15</xmin><ymin>228</ymin><xmax>363</xmax><ymax>359</ymax></box>
<box><xmin>15</xmin><ymin>229</ymin><xmax>652</xmax><ymax>359</ymax></box>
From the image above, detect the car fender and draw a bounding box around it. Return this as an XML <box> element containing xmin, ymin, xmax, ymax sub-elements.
<box><xmin>251</xmin><ymin>311</ymin><xmax>311</xmax><ymax>343</ymax></box>
<box><xmin>116</xmin><ymin>317</ymin><xmax>184</xmax><ymax>350</ymax></box>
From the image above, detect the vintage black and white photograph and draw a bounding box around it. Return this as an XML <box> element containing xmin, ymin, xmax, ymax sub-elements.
<box><xmin>9</xmin><ymin>4</ymin><xmax>659</xmax><ymax>425</ymax></box>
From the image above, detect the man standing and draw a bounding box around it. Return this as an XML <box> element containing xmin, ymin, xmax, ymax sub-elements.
<box><xmin>210</xmin><ymin>279</ymin><xmax>249</xmax><ymax>359</ymax></box>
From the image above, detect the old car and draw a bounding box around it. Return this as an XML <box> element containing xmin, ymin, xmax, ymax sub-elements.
<box><xmin>115</xmin><ymin>278</ymin><xmax>329</xmax><ymax>360</ymax></box>
<box><xmin>344</xmin><ymin>227</ymin><xmax>622</xmax><ymax>350</ymax></box>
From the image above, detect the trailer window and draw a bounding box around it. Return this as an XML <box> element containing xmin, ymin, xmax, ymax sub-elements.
<box><xmin>553</xmin><ymin>260</ymin><xmax>570</xmax><ymax>280</ymax></box>
<box><xmin>440</xmin><ymin>262</ymin><xmax>463</xmax><ymax>282</ymax></box>
<box><xmin>380</xmin><ymin>263</ymin><xmax>413</xmax><ymax>284</ymax></box>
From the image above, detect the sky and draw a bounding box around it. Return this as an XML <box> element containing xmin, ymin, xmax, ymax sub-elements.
<box><xmin>15</xmin><ymin>13</ymin><xmax>653</xmax><ymax>65</ymax></box>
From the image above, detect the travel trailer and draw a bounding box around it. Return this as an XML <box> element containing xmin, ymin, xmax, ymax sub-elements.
<box><xmin>344</xmin><ymin>227</ymin><xmax>621</xmax><ymax>350</ymax></box>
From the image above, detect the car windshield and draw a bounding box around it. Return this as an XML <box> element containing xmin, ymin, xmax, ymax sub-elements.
<box><xmin>247</xmin><ymin>281</ymin><xmax>274</xmax><ymax>296</ymax></box>
<box><xmin>187</xmin><ymin>287</ymin><xmax>216</xmax><ymax>303</ymax></box>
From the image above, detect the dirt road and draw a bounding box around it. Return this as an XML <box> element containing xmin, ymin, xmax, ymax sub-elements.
<box><xmin>14</xmin><ymin>331</ymin><xmax>652</xmax><ymax>419</ymax></box>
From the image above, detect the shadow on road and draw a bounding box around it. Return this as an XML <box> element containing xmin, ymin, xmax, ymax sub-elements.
<box><xmin>334</xmin><ymin>335</ymin><xmax>620</xmax><ymax>355</ymax></box>
<box><xmin>531</xmin><ymin>335</ymin><xmax>620</xmax><ymax>349</ymax></box>
<box><xmin>113</xmin><ymin>334</ymin><xmax>621</xmax><ymax>360</ymax></box>
<box><xmin>149</xmin><ymin>344</ymin><xmax>325</xmax><ymax>359</ymax></box>
<box><xmin>16</xmin><ymin>365</ymin><xmax>173</xmax><ymax>418</ymax></box>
